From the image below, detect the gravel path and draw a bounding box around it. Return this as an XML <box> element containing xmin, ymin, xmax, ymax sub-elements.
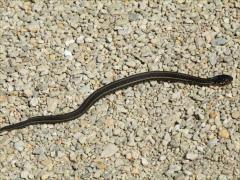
<box><xmin>0</xmin><ymin>1</ymin><xmax>239</xmax><ymax>179</ymax></box>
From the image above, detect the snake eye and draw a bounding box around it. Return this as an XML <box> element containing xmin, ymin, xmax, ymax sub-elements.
<box><xmin>211</xmin><ymin>75</ymin><xmax>233</xmax><ymax>86</ymax></box>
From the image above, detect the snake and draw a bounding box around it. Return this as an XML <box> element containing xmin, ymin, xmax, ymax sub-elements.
<box><xmin>0</xmin><ymin>71</ymin><xmax>233</xmax><ymax>133</ymax></box>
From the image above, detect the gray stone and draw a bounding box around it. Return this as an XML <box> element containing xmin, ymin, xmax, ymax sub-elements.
<box><xmin>14</xmin><ymin>141</ymin><xmax>25</xmax><ymax>151</ymax></box>
<box><xmin>128</xmin><ymin>12</ymin><xmax>141</xmax><ymax>21</ymax></box>
<box><xmin>101</xmin><ymin>144</ymin><xmax>118</xmax><ymax>157</ymax></box>
<box><xmin>212</xmin><ymin>38</ymin><xmax>228</xmax><ymax>46</ymax></box>
<box><xmin>141</xmin><ymin>46</ymin><xmax>152</xmax><ymax>57</ymax></box>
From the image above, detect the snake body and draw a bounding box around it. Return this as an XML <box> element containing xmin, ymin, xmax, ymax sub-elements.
<box><xmin>0</xmin><ymin>71</ymin><xmax>233</xmax><ymax>133</ymax></box>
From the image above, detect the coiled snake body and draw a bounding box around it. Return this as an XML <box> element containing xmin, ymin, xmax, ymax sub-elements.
<box><xmin>0</xmin><ymin>71</ymin><xmax>233</xmax><ymax>133</ymax></box>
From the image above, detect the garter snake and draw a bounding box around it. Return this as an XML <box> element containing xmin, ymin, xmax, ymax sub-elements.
<box><xmin>0</xmin><ymin>71</ymin><xmax>233</xmax><ymax>133</ymax></box>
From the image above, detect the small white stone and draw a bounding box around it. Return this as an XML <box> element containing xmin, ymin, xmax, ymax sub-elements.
<box><xmin>126</xmin><ymin>61</ymin><xmax>136</xmax><ymax>67</ymax></box>
<box><xmin>64</xmin><ymin>50</ymin><xmax>73</xmax><ymax>59</ymax></box>
<box><xmin>168</xmin><ymin>164</ymin><xmax>182</xmax><ymax>172</ymax></box>
<box><xmin>186</xmin><ymin>152</ymin><xmax>198</xmax><ymax>160</ymax></box>
<box><xmin>64</xmin><ymin>50</ymin><xmax>72</xmax><ymax>56</ymax></box>
<box><xmin>76</xmin><ymin>36</ymin><xmax>85</xmax><ymax>44</ymax></box>
<box><xmin>24</xmin><ymin>88</ymin><xmax>33</xmax><ymax>97</ymax></box>
<box><xmin>27</xmin><ymin>23</ymin><xmax>40</xmax><ymax>32</ymax></box>
<box><xmin>160</xmin><ymin>155</ymin><xmax>166</xmax><ymax>161</ymax></box>
<box><xmin>85</xmin><ymin>37</ymin><xmax>93</xmax><ymax>43</ymax></box>
<box><xmin>141</xmin><ymin>157</ymin><xmax>149</xmax><ymax>166</ymax></box>
<box><xmin>127</xmin><ymin>133</ymin><xmax>136</xmax><ymax>146</ymax></box>
<box><xmin>29</xmin><ymin>98</ymin><xmax>38</xmax><ymax>106</ymax></box>
<box><xmin>38</xmin><ymin>65</ymin><xmax>49</xmax><ymax>75</ymax></box>
<box><xmin>132</xmin><ymin>150</ymin><xmax>140</xmax><ymax>159</ymax></box>
<box><xmin>106</xmin><ymin>35</ymin><xmax>112</xmax><ymax>43</ymax></box>
<box><xmin>203</xmin><ymin>31</ymin><xmax>215</xmax><ymax>43</ymax></box>
<box><xmin>47</xmin><ymin>98</ymin><xmax>58</xmax><ymax>112</ymax></box>
<box><xmin>79</xmin><ymin>136</ymin><xmax>87</xmax><ymax>144</ymax></box>
<box><xmin>41</xmin><ymin>172</ymin><xmax>50</xmax><ymax>180</ymax></box>
<box><xmin>232</xmin><ymin>110</ymin><xmax>240</xmax><ymax>119</ymax></box>
<box><xmin>163</xmin><ymin>132</ymin><xmax>171</xmax><ymax>146</ymax></box>
<box><xmin>69</xmin><ymin>152</ymin><xmax>77</xmax><ymax>162</ymax></box>
<box><xmin>115</xmin><ymin>159</ymin><xmax>124</xmax><ymax>166</ymax></box>
<box><xmin>105</xmin><ymin>71</ymin><xmax>113</xmax><ymax>79</ymax></box>
<box><xmin>14</xmin><ymin>141</ymin><xmax>25</xmax><ymax>151</ymax></box>
<box><xmin>113</xmin><ymin>128</ymin><xmax>121</xmax><ymax>136</ymax></box>
<box><xmin>21</xmin><ymin>171</ymin><xmax>29</xmax><ymax>179</ymax></box>
<box><xmin>101</xmin><ymin>144</ymin><xmax>118</xmax><ymax>158</ymax></box>
<box><xmin>65</xmin><ymin>39</ymin><xmax>75</xmax><ymax>46</ymax></box>
<box><xmin>177</xmin><ymin>0</ymin><xmax>185</xmax><ymax>3</ymax></box>
<box><xmin>117</xmin><ymin>105</ymin><xmax>128</xmax><ymax>113</ymax></box>
<box><xmin>18</xmin><ymin>68</ymin><xmax>29</xmax><ymax>76</ymax></box>
<box><xmin>172</xmin><ymin>91</ymin><xmax>181</xmax><ymax>99</ymax></box>
<box><xmin>218</xmin><ymin>175</ymin><xmax>228</xmax><ymax>180</ymax></box>
<box><xmin>7</xmin><ymin>84</ymin><xmax>14</xmax><ymax>92</ymax></box>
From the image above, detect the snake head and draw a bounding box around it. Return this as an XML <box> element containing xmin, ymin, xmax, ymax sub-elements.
<box><xmin>211</xmin><ymin>74</ymin><xmax>233</xmax><ymax>86</ymax></box>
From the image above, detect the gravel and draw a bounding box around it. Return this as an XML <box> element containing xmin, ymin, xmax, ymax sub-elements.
<box><xmin>101</xmin><ymin>143</ymin><xmax>119</xmax><ymax>158</ymax></box>
<box><xmin>0</xmin><ymin>1</ymin><xmax>239</xmax><ymax>179</ymax></box>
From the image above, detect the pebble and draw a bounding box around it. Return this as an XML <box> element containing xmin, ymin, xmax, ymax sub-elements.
<box><xmin>177</xmin><ymin>0</ymin><xmax>185</xmax><ymax>3</ymax></box>
<box><xmin>127</xmin><ymin>133</ymin><xmax>136</xmax><ymax>147</ymax></box>
<box><xmin>209</xmin><ymin>53</ymin><xmax>217</xmax><ymax>65</ymax></box>
<box><xmin>47</xmin><ymin>98</ymin><xmax>58</xmax><ymax>112</ymax></box>
<box><xmin>41</xmin><ymin>159</ymin><xmax>53</xmax><ymax>171</ymax></box>
<box><xmin>218</xmin><ymin>175</ymin><xmax>228</xmax><ymax>180</ymax></box>
<box><xmin>85</xmin><ymin>37</ymin><xmax>93</xmax><ymax>43</ymax></box>
<box><xmin>231</xmin><ymin>110</ymin><xmax>240</xmax><ymax>119</ymax></box>
<box><xmin>76</xmin><ymin>36</ymin><xmax>85</xmax><ymax>44</ymax></box>
<box><xmin>21</xmin><ymin>171</ymin><xmax>29</xmax><ymax>179</ymax></box>
<box><xmin>186</xmin><ymin>152</ymin><xmax>198</xmax><ymax>160</ymax></box>
<box><xmin>141</xmin><ymin>157</ymin><xmax>149</xmax><ymax>166</ymax></box>
<box><xmin>131</xmin><ymin>150</ymin><xmax>140</xmax><ymax>159</ymax></box>
<box><xmin>218</xmin><ymin>128</ymin><xmax>230</xmax><ymax>139</ymax></box>
<box><xmin>203</xmin><ymin>31</ymin><xmax>215</xmax><ymax>43</ymax></box>
<box><xmin>64</xmin><ymin>50</ymin><xmax>73</xmax><ymax>59</ymax></box>
<box><xmin>211</xmin><ymin>38</ymin><xmax>228</xmax><ymax>46</ymax></box>
<box><xmin>69</xmin><ymin>152</ymin><xmax>77</xmax><ymax>162</ymax></box>
<box><xmin>27</xmin><ymin>23</ymin><xmax>40</xmax><ymax>32</ymax></box>
<box><xmin>65</xmin><ymin>39</ymin><xmax>75</xmax><ymax>46</ymax></box>
<box><xmin>208</xmin><ymin>138</ymin><xmax>219</xmax><ymax>148</ymax></box>
<box><xmin>168</xmin><ymin>164</ymin><xmax>182</xmax><ymax>172</ymax></box>
<box><xmin>41</xmin><ymin>172</ymin><xmax>51</xmax><ymax>180</ymax></box>
<box><xmin>29</xmin><ymin>98</ymin><xmax>38</xmax><ymax>107</ymax></box>
<box><xmin>0</xmin><ymin>95</ymin><xmax>7</xmax><ymax>103</ymax></box>
<box><xmin>141</xmin><ymin>47</ymin><xmax>152</xmax><ymax>57</ymax></box>
<box><xmin>126</xmin><ymin>61</ymin><xmax>136</xmax><ymax>68</ymax></box>
<box><xmin>101</xmin><ymin>144</ymin><xmax>118</xmax><ymax>158</ymax></box>
<box><xmin>163</xmin><ymin>132</ymin><xmax>171</xmax><ymax>146</ymax></box>
<box><xmin>37</xmin><ymin>65</ymin><xmax>49</xmax><ymax>75</ymax></box>
<box><xmin>14</xmin><ymin>141</ymin><xmax>25</xmax><ymax>152</ymax></box>
<box><xmin>24</xmin><ymin>88</ymin><xmax>33</xmax><ymax>97</ymax></box>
